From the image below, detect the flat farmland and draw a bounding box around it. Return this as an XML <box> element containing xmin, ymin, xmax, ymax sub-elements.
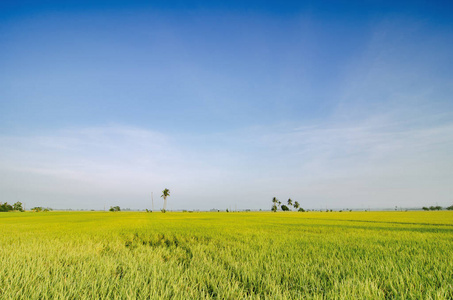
<box><xmin>1</xmin><ymin>211</ymin><xmax>452</xmax><ymax>299</ymax></box>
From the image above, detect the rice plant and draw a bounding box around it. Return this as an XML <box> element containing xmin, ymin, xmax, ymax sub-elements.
<box><xmin>0</xmin><ymin>211</ymin><xmax>452</xmax><ymax>299</ymax></box>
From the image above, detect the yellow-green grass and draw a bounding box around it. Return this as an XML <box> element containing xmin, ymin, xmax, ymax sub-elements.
<box><xmin>1</xmin><ymin>211</ymin><xmax>452</xmax><ymax>299</ymax></box>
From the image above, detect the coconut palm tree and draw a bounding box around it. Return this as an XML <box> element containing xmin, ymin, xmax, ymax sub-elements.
<box><xmin>287</xmin><ymin>198</ymin><xmax>293</xmax><ymax>207</ymax></box>
<box><xmin>161</xmin><ymin>188</ymin><xmax>170</xmax><ymax>211</ymax></box>
<box><xmin>271</xmin><ymin>197</ymin><xmax>278</xmax><ymax>212</ymax></box>
<box><xmin>294</xmin><ymin>201</ymin><xmax>300</xmax><ymax>210</ymax></box>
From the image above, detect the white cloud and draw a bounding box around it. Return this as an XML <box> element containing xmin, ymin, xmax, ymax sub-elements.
<box><xmin>1</xmin><ymin>115</ymin><xmax>452</xmax><ymax>210</ymax></box>
<box><xmin>1</xmin><ymin>19</ymin><xmax>452</xmax><ymax>210</ymax></box>
<box><xmin>0</xmin><ymin>125</ymin><xmax>230</xmax><ymax>209</ymax></box>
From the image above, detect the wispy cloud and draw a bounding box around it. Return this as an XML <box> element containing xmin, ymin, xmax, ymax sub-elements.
<box><xmin>1</xmin><ymin>110</ymin><xmax>452</xmax><ymax>210</ymax></box>
<box><xmin>1</xmin><ymin>13</ymin><xmax>452</xmax><ymax>210</ymax></box>
<box><xmin>0</xmin><ymin>125</ymin><xmax>228</xmax><ymax>209</ymax></box>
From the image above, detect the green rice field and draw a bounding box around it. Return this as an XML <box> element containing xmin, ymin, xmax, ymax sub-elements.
<box><xmin>1</xmin><ymin>211</ymin><xmax>452</xmax><ymax>299</ymax></box>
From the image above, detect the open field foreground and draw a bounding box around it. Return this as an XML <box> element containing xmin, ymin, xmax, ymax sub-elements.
<box><xmin>1</xmin><ymin>211</ymin><xmax>452</xmax><ymax>299</ymax></box>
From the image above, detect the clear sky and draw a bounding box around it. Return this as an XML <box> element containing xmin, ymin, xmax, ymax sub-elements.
<box><xmin>1</xmin><ymin>0</ymin><xmax>452</xmax><ymax>210</ymax></box>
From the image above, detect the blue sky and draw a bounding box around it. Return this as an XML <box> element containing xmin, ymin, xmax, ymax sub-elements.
<box><xmin>1</xmin><ymin>1</ymin><xmax>452</xmax><ymax>210</ymax></box>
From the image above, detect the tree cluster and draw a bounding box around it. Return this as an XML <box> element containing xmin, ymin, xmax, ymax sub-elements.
<box><xmin>271</xmin><ymin>197</ymin><xmax>304</xmax><ymax>212</ymax></box>
<box><xmin>0</xmin><ymin>202</ymin><xmax>24</xmax><ymax>212</ymax></box>
<box><xmin>422</xmin><ymin>206</ymin><xmax>444</xmax><ymax>211</ymax></box>
<box><xmin>109</xmin><ymin>206</ymin><xmax>121</xmax><ymax>212</ymax></box>
<box><xmin>31</xmin><ymin>207</ymin><xmax>52</xmax><ymax>212</ymax></box>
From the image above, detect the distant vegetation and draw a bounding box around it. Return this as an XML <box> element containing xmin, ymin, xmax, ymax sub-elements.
<box><xmin>271</xmin><ymin>197</ymin><xmax>304</xmax><ymax>212</ymax></box>
<box><xmin>0</xmin><ymin>202</ymin><xmax>24</xmax><ymax>212</ymax></box>
<box><xmin>422</xmin><ymin>205</ymin><xmax>446</xmax><ymax>211</ymax></box>
<box><xmin>109</xmin><ymin>206</ymin><xmax>121</xmax><ymax>212</ymax></box>
<box><xmin>161</xmin><ymin>188</ymin><xmax>170</xmax><ymax>213</ymax></box>
<box><xmin>31</xmin><ymin>207</ymin><xmax>53</xmax><ymax>212</ymax></box>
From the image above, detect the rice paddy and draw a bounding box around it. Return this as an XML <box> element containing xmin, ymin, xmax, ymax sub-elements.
<box><xmin>1</xmin><ymin>211</ymin><xmax>452</xmax><ymax>299</ymax></box>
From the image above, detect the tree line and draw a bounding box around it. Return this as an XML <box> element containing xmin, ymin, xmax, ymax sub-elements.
<box><xmin>271</xmin><ymin>197</ymin><xmax>305</xmax><ymax>212</ymax></box>
<box><xmin>0</xmin><ymin>202</ymin><xmax>55</xmax><ymax>212</ymax></box>
<box><xmin>423</xmin><ymin>205</ymin><xmax>453</xmax><ymax>211</ymax></box>
<box><xmin>0</xmin><ymin>202</ymin><xmax>24</xmax><ymax>212</ymax></box>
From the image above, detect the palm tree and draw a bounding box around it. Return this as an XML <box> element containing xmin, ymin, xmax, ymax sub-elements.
<box><xmin>161</xmin><ymin>188</ymin><xmax>170</xmax><ymax>211</ymax></box>
<box><xmin>294</xmin><ymin>201</ymin><xmax>300</xmax><ymax>210</ymax></box>
<box><xmin>272</xmin><ymin>197</ymin><xmax>278</xmax><ymax>212</ymax></box>
<box><xmin>287</xmin><ymin>198</ymin><xmax>293</xmax><ymax>207</ymax></box>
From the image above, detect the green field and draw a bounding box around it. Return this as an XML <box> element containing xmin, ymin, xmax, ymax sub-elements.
<box><xmin>1</xmin><ymin>211</ymin><xmax>452</xmax><ymax>299</ymax></box>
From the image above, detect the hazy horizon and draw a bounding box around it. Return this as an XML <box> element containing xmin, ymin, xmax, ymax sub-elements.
<box><xmin>1</xmin><ymin>1</ymin><xmax>452</xmax><ymax>210</ymax></box>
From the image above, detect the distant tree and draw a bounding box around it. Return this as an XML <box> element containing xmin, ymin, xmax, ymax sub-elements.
<box><xmin>0</xmin><ymin>202</ymin><xmax>13</xmax><ymax>212</ymax></box>
<box><xmin>287</xmin><ymin>198</ymin><xmax>293</xmax><ymax>207</ymax></box>
<box><xmin>422</xmin><ymin>207</ymin><xmax>429</xmax><ymax>211</ymax></box>
<box><xmin>429</xmin><ymin>206</ymin><xmax>442</xmax><ymax>211</ymax></box>
<box><xmin>294</xmin><ymin>201</ymin><xmax>300</xmax><ymax>210</ymax></box>
<box><xmin>109</xmin><ymin>206</ymin><xmax>121</xmax><ymax>212</ymax></box>
<box><xmin>31</xmin><ymin>207</ymin><xmax>43</xmax><ymax>212</ymax></box>
<box><xmin>447</xmin><ymin>205</ymin><xmax>453</xmax><ymax>211</ymax></box>
<box><xmin>271</xmin><ymin>197</ymin><xmax>278</xmax><ymax>212</ymax></box>
<box><xmin>281</xmin><ymin>205</ymin><xmax>289</xmax><ymax>211</ymax></box>
<box><xmin>13</xmin><ymin>202</ymin><xmax>24</xmax><ymax>212</ymax></box>
<box><xmin>161</xmin><ymin>188</ymin><xmax>170</xmax><ymax>212</ymax></box>
<box><xmin>298</xmin><ymin>207</ymin><xmax>305</xmax><ymax>212</ymax></box>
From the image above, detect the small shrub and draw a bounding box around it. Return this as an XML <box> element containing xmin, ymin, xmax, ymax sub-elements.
<box><xmin>281</xmin><ymin>205</ymin><xmax>289</xmax><ymax>211</ymax></box>
<box><xmin>109</xmin><ymin>206</ymin><xmax>121</xmax><ymax>212</ymax></box>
